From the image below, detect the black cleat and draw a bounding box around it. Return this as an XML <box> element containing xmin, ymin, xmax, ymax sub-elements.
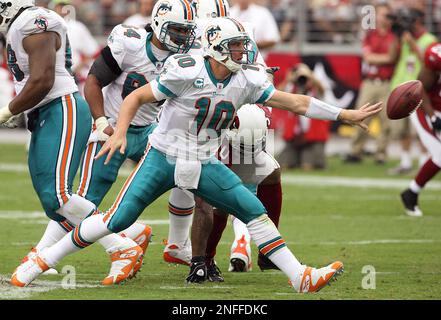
<box><xmin>400</xmin><ymin>189</ymin><xmax>423</xmax><ymax>217</ymax></box>
<box><xmin>186</xmin><ymin>257</ymin><xmax>207</xmax><ymax>284</ymax></box>
<box><xmin>207</xmin><ymin>260</ymin><xmax>224</xmax><ymax>282</ymax></box>
<box><xmin>229</xmin><ymin>258</ymin><xmax>247</xmax><ymax>272</ymax></box>
<box><xmin>257</xmin><ymin>254</ymin><xmax>279</xmax><ymax>271</ymax></box>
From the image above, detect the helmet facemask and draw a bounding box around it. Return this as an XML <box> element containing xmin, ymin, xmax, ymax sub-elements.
<box><xmin>0</xmin><ymin>0</ymin><xmax>35</xmax><ymax>33</ymax></box>
<box><xmin>158</xmin><ymin>21</ymin><xmax>196</xmax><ymax>53</ymax></box>
<box><xmin>0</xmin><ymin>1</ymin><xmax>13</xmax><ymax>33</ymax></box>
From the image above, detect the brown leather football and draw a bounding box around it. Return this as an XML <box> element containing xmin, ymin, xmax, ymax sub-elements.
<box><xmin>387</xmin><ymin>80</ymin><xmax>423</xmax><ymax>120</ymax></box>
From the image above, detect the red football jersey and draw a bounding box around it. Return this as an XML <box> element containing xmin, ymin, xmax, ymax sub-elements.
<box><xmin>425</xmin><ymin>43</ymin><xmax>441</xmax><ymax>111</ymax></box>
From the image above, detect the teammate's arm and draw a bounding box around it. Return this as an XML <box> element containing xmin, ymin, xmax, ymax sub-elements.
<box><xmin>85</xmin><ymin>46</ymin><xmax>124</xmax><ymax>140</ymax></box>
<box><xmin>266</xmin><ymin>90</ymin><xmax>382</xmax><ymax>130</ymax></box>
<box><xmin>0</xmin><ymin>32</ymin><xmax>59</xmax><ymax>122</ymax></box>
<box><xmin>95</xmin><ymin>84</ymin><xmax>157</xmax><ymax>164</ymax></box>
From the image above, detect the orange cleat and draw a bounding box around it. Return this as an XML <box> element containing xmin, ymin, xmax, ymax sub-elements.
<box><xmin>102</xmin><ymin>245</ymin><xmax>144</xmax><ymax>285</ymax></box>
<box><xmin>228</xmin><ymin>235</ymin><xmax>252</xmax><ymax>272</ymax></box>
<box><xmin>11</xmin><ymin>256</ymin><xmax>49</xmax><ymax>287</ymax></box>
<box><xmin>291</xmin><ymin>261</ymin><xmax>344</xmax><ymax>293</ymax></box>
<box><xmin>130</xmin><ymin>225</ymin><xmax>153</xmax><ymax>275</ymax></box>
<box><xmin>20</xmin><ymin>247</ymin><xmax>58</xmax><ymax>275</ymax></box>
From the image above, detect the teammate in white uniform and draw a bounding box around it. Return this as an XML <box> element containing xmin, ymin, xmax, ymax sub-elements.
<box><xmin>0</xmin><ymin>1</ymin><xmax>146</xmax><ymax>287</ymax></box>
<box><xmin>17</xmin><ymin>0</ymin><xmax>199</xmax><ymax>286</ymax></box>
<box><xmin>13</xmin><ymin>17</ymin><xmax>382</xmax><ymax>293</ymax></box>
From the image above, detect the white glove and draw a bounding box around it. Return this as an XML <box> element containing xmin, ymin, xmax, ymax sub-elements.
<box><xmin>88</xmin><ymin>116</ymin><xmax>111</xmax><ymax>144</ymax></box>
<box><xmin>0</xmin><ymin>105</ymin><xmax>13</xmax><ymax>125</ymax></box>
<box><xmin>3</xmin><ymin>114</ymin><xmax>22</xmax><ymax>129</ymax></box>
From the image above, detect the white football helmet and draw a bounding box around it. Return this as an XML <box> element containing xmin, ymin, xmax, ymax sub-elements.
<box><xmin>194</xmin><ymin>0</ymin><xmax>230</xmax><ymax>20</ymax></box>
<box><xmin>151</xmin><ymin>0</ymin><xmax>197</xmax><ymax>54</ymax></box>
<box><xmin>202</xmin><ymin>17</ymin><xmax>256</xmax><ymax>72</ymax></box>
<box><xmin>0</xmin><ymin>0</ymin><xmax>34</xmax><ymax>33</ymax></box>
<box><xmin>227</xmin><ymin>104</ymin><xmax>269</xmax><ymax>154</ymax></box>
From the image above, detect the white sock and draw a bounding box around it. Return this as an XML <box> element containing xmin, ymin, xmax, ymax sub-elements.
<box><xmin>419</xmin><ymin>153</ymin><xmax>430</xmax><ymax>168</ymax></box>
<box><xmin>41</xmin><ymin>214</ymin><xmax>111</xmax><ymax>266</ymax></box>
<box><xmin>400</xmin><ymin>151</ymin><xmax>412</xmax><ymax>169</ymax></box>
<box><xmin>35</xmin><ymin>221</ymin><xmax>69</xmax><ymax>251</ymax></box>
<box><xmin>409</xmin><ymin>180</ymin><xmax>422</xmax><ymax>194</ymax></box>
<box><xmin>247</xmin><ymin>215</ymin><xmax>303</xmax><ymax>283</ymax></box>
<box><xmin>120</xmin><ymin>222</ymin><xmax>147</xmax><ymax>240</ymax></box>
<box><xmin>97</xmin><ymin>234</ymin><xmax>137</xmax><ymax>254</ymax></box>
<box><xmin>168</xmin><ymin>188</ymin><xmax>194</xmax><ymax>247</ymax></box>
<box><xmin>232</xmin><ymin>217</ymin><xmax>250</xmax><ymax>242</ymax></box>
<box><xmin>56</xmin><ymin>194</ymin><xmax>96</xmax><ymax>225</ymax></box>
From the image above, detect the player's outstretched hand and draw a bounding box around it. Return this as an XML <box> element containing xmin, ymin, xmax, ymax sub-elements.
<box><xmin>95</xmin><ymin>132</ymin><xmax>127</xmax><ymax>165</ymax></box>
<box><xmin>339</xmin><ymin>102</ymin><xmax>383</xmax><ymax>131</ymax></box>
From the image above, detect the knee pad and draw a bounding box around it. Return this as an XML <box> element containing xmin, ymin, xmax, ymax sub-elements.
<box><xmin>169</xmin><ymin>188</ymin><xmax>195</xmax><ymax>209</ymax></box>
<box><xmin>56</xmin><ymin>194</ymin><xmax>96</xmax><ymax>225</ymax></box>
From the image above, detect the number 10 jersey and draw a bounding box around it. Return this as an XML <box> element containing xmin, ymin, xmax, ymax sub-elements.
<box><xmin>149</xmin><ymin>54</ymin><xmax>275</xmax><ymax>161</ymax></box>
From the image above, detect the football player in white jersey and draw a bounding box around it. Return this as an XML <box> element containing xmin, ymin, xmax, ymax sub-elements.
<box><xmin>76</xmin><ymin>0</ymin><xmax>197</xmax><ymax>267</ymax></box>
<box><xmin>13</xmin><ymin>17</ymin><xmax>382</xmax><ymax>293</ymax></box>
<box><xmin>0</xmin><ymin>1</ymin><xmax>147</xmax><ymax>287</ymax></box>
<box><xmin>14</xmin><ymin>0</ymin><xmax>199</xmax><ymax>286</ymax></box>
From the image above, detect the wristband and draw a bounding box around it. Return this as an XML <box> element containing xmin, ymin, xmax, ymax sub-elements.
<box><xmin>305</xmin><ymin>97</ymin><xmax>342</xmax><ymax>121</ymax></box>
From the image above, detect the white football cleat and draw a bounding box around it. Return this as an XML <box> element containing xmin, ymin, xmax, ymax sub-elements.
<box><xmin>405</xmin><ymin>207</ymin><xmax>423</xmax><ymax>217</ymax></box>
<box><xmin>290</xmin><ymin>261</ymin><xmax>344</xmax><ymax>293</ymax></box>
<box><xmin>163</xmin><ymin>239</ymin><xmax>192</xmax><ymax>266</ymax></box>
<box><xmin>11</xmin><ymin>255</ymin><xmax>49</xmax><ymax>287</ymax></box>
<box><xmin>23</xmin><ymin>248</ymin><xmax>58</xmax><ymax>275</ymax></box>
<box><xmin>228</xmin><ymin>235</ymin><xmax>252</xmax><ymax>272</ymax></box>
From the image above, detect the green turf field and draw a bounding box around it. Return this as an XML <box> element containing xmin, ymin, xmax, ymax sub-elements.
<box><xmin>1</xmin><ymin>143</ymin><xmax>440</xmax><ymax>300</ymax></box>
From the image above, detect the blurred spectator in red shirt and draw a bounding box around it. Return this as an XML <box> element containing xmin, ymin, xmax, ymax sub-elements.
<box><xmin>343</xmin><ymin>3</ymin><xmax>399</xmax><ymax>165</ymax></box>
<box><xmin>276</xmin><ymin>63</ymin><xmax>329</xmax><ymax>170</ymax></box>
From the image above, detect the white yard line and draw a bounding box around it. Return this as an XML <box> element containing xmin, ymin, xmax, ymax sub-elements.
<box><xmin>0</xmin><ymin>163</ymin><xmax>28</xmax><ymax>173</ymax></box>
<box><xmin>0</xmin><ymin>211</ymin><xmax>170</xmax><ymax>225</ymax></box>
<box><xmin>282</xmin><ymin>175</ymin><xmax>441</xmax><ymax>190</ymax></box>
<box><xmin>2</xmin><ymin>211</ymin><xmax>440</xmax><ymax>247</ymax></box>
<box><xmin>3</xmin><ymin>162</ymin><xmax>441</xmax><ymax>190</ymax></box>
<box><xmin>0</xmin><ymin>274</ymin><xmax>102</xmax><ymax>299</ymax></box>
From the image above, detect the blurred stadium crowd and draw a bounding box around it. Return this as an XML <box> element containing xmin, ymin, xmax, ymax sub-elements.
<box><xmin>24</xmin><ymin>0</ymin><xmax>438</xmax><ymax>43</ymax></box>
<box><xmin>1</xmin><ymin>0</ymin><xmax>440</xmax><ymax>172</ymax></box>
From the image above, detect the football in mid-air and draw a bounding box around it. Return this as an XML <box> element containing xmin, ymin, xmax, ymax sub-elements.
<box><xmin>387</xmin><ymin>80</ymin><xmax>423</xmax><ymax>120</ymax></box>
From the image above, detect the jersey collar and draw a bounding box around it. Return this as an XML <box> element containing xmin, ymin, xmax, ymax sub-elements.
<box><xmin>204</xmin><ymin>58</ymin><xmax>232</xmax><ymax>88</ymax></box>
<box><xmin>146</xmin><ymin>32</ymin><xmax>171</xmax><ymax>65</ymax></box>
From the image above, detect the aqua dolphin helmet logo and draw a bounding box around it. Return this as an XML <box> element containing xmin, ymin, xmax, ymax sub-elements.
<box><xmin>206</xmin><ymin>25</ymin><xmax>221</xmax><ymax>46</ymax></box>
<box><xmin>156</xmin><ymin>1</ymin><xmax>172</xmax><ymax>16</ymax></box>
